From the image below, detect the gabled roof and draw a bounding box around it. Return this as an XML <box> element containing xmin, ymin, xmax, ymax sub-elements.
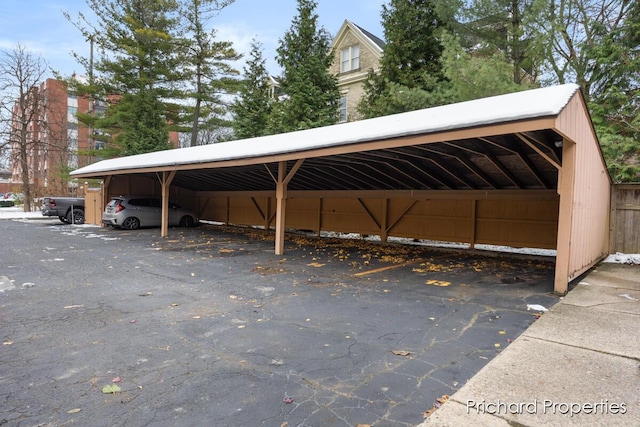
<box><xmin>333</xmin><ymin>19</ymin><xmax>385</xmax><ymax>54</ymax></box>
<box><xmin>352</xmin><ymin>22</ymin><xmax>385</xmax><ymax>51</ymax></box>
<box><xmin>69</xmin><ymin>84</ymin><xmax>603</xmax><ymax>197</ymax></box>
<box><xmin>72</xmin><ymin>84</ymin><xmax>579</xmax><ymax>179</ymax></box>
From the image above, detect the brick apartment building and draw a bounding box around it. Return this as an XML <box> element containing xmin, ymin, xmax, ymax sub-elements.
<box><xmin>10</xmin><ymin>77</ymin><xmax>94</xmax><ymax>196</ymax></box>
<box><xmin>9</xmin><ymin>76</ymin><xmax>180</xmax><ymax>197</ymax></box>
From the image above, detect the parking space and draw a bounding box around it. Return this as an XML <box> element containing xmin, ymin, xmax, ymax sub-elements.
<box><xmin>0</xmin><ymin>220</ymin><xmax>558</xmax><ymax>426</ymax></box>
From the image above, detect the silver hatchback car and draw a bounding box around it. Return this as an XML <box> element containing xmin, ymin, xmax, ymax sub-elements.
<box><xmin>102</xmin><ymin>196</ymin><xmax>198</xmax><ymax>230</ymax></box>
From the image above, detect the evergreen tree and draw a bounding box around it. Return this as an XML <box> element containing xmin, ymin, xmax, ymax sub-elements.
<box><xmin>66</xmin><ymin>0</ymin><xmax>182</xmax><ymax>156</ymax></box>
<box><xmin>456</xmin><ymin>0</ymin><xmax>546</xmax><ymax>85</ymax></box>
<box><xmin>588</xmin><ymin>0</ymin><xmax>640</xmax><ymax>182</ymax></box>
<box><xmin>439</xmin><ymin>31</ymin><xmax>535</xmax><ymax>102</ymax></box>
<box><xmin>359</xmin><ymin>0</ymin><xmax>451</xmax><ymax>118</ymax></box>
<box><xmin>231</xmin><ymin>40</ymin><xmax>272</xmax><ymax>139</ymax></box>
<box><xmin>178</xmin><ymin>0</ymin><xmax>242</xmax><ymax>146</ymax></box>
<box><xmin>269</xmin><ymin>0</ymin><xmax>339</xmax><ymax>133</ymax></box>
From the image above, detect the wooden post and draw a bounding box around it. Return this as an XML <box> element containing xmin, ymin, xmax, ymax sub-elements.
<box><xmin>317</xmin><ymin>198</ymin><xmax>323</xmax><ymax>237</ymax></box>
<box><xmin>274</xmin><ymin>159</ymin><xmax>304</xmax><ymax>255</ymax></box>
<box><xmin>380</xmin><ymin>198</ymin><xmax>389</xmax><ymax>242</ymax></box>
<box><xmin>275</xmin><ymin>161</ymin><xmax>287</xmax><ymax>255</ymax></box>
<box><xmin>160</xmin><ymin>170</ymin><xmax>176</xmax><ymax>238</ymax></box>
<box><xmin>470</xmin><ymin>199</ymin><xmax>477</xmax><ymax>249</ymax></box>
<box><xmin>554</xmin><ymin>139</ymin><xmax>575</xmax><ymax>295</ymax></box>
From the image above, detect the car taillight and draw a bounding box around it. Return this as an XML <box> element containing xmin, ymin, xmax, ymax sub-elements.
<box><xmin>115</xmin><ymin>204</ymin><xmax>125</xmax><ymax>213</ymax></box>
<box><xmin>50</xmin><ymin>199</ymin><xmax>56</xmax><ymax>207</ymax></box>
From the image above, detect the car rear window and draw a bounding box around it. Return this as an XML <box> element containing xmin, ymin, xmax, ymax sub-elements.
<box><xmin>129</xmin><ymin>198</ymin><xmax>152</xmax><ymax>207</ymax></box>
<box><xmin>107</xmin><ymin>198</ymin><xmax>123</xmax><ymax>207</ymax></box>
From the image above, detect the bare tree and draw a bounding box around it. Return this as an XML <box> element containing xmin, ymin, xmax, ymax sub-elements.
<box><xmin>0</xmin><ymin>44</ymin><xmax>48</xmax><ymax>212</ymax></box>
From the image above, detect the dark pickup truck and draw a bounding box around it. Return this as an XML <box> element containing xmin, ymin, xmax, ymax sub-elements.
<box><xmin>41</xmin><ymin>197</ymin><xmax>85</xmax><ymax>224</ymax></box>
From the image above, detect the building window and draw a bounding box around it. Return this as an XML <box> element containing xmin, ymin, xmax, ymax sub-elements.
<box><xmin>339</xmin><ymin>95</ymin><xmax>347</xmax><ymax>122</ymax></box>
<box><xmin>340</xmin><ymin>45</ymin><xmax>359</xmax><ymax>73</ymax></box>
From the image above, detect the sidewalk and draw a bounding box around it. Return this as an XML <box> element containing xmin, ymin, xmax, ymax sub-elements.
<box><xmin>420</xmin><ymin>262</ymin><xmax>640</xmax><ymax>426</ymax></box>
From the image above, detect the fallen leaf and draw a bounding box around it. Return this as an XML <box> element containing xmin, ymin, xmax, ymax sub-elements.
<box><xmin>355</xmin><ymin>424</ymin><xmax>372</xmax><ymax>427</ymax></box>
<box><xmin>193</xmin><ymin>316</ymin><xmax>201</xmax><ymax>319</ymax></box>
<box><xmin>2</xmin><ymin>341</ymin><xmax>14</xmax><ymax>346</ymax></box>
<box><xmin>281</xmin><ymin>423</ymin><xmax>289</xmax><ymax>427</ymax></box>
<box><xmin>67</xmin><ymin>408</ymin><xmax>82</xmax><ymax>414</ymax></box>
<box><xmin>436</xmin><ymin>395</ymin><xmax>450</xmax><ymax>404</ymax></box>
<box><xmin>112</xmin><ymin>377</ymin><xmax>122</xmax><ymax>383</ymax></box>
<box><xmin>307</xmin><ymin>262</ymin><xmax>325</xmax><ymax>267</ymax></box>
<box><xmin>392</xmin><ymin>350</ymin><xmax>411</xmax><ymax>356</ymax></box>
<box><xmin>139</xmin><ymin>292</ymin><xmax>152</xmax><ymax>297</ymax></box>
<box><xmin>494</xmin><ymin>343</ymin><xmax>501</xmax><ymax>348</ymax></box>
<box><xmin>498</xmin><ymin>330</ymin><xmax>506</xmax><ymax>335</ymax></box>
<box><xmin>219</xmin><ymin>248</ymin><xmax>234</xmax><ymax>253</ymax></box>
<box><xmin>101</xmin><ymin>384</ymin><xmax>121</xmax><ymax>394</ymax></box>
<box><xmin>64</xmin><ymin>304</ymin><xmax>83</xmax><ymax>309</ymax></box>
<box><xmin>425</xmin><ymin>279</ymin><xmax>450</xmax><ymax>287</ymax></box>
<box><xmin>283</xmin><ymin>396</ymin><xmax>294</xmax><ymax>404</ymax></box>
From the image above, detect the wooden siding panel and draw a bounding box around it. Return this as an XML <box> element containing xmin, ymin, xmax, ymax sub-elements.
<box><xmin>475</xmin><ymin>200</ymin><xmax>559</xmax><ymax>248</ymax></box>
<box><xmin>389</xmin><ymin>200</ymin><xmax>473</xmax><ymax>242</ymax></box>
<box><xmin>554</xmin><ymin>93</ymin><xmax>611</xmax><ymax>282</ymax></box>
<box><xmin>228</xmin><ymin>197</ymin><xmax>265</xmax><ymax>225</ymax></box>
<box><xmin>195</xmin><ymin>191</ymin><xmax>559</xmax><ymax>250</ymax></box>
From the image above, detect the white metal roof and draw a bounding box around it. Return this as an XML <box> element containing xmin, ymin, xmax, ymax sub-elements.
<box><xmin>71</xmin><ymin>84</ymin><xmax>580</xmax><ymax>177</ymax></box>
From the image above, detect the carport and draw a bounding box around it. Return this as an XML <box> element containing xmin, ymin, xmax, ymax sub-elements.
<box><xmin>71</xmin><ymin>84</ymin><xmax>611</xmax><ymax>294</ymax></box>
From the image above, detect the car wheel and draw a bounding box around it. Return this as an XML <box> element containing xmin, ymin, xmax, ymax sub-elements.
<box><xmin>179</xmin><ymin>215</ymin><xmax>194</xmax><ymax>227</ymax></box>
<box><xmin>59</xmin><ymin>216</ymin><xmax>68</xmax><ymax>223</ymax></box>
<box><xmin>122</xmin><ymin>217</ymin><xmax>140</xmax><ymax>230</ymax></box>
<box><xmin>67</xmin><ymin>209</ymin><xmax>85</xmax><ymax>225</ymax></box>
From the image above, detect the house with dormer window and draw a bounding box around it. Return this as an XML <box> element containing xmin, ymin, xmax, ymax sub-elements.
<box><xmin>329</xmin><ymin>20</ymin><xmax>385</xmax><ymax>122</ymax></box>
<box><xmin>266</xmin><ymin>20</ymin><xmax>384</xmax><ymax>123</ymax></box>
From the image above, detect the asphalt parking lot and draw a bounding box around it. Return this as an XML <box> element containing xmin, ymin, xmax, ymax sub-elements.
<box><xmin>0</xmin><ymin>218</ymin><xmax>558</xmax><ymax>427</ymax></box>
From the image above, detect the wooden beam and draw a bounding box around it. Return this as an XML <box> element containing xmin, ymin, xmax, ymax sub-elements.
<box><xmin>357</xmin><ymin>198</ymin><xmax>382</xmax><ymax>230</ymax></box>
<box><xmin>381</xmin><ymin>198</ymin><xmax>389</xmax><ymax>242</ymax></box>
<box><xmin>386</xmin><ymin>200</ymin><xmax>417</xmax><ymax>233</ymax></box>
<box><xmin>159</xmin><ymin>170</ymin><xmax>176</xmax><ymax>237</ymax></box>
<box><xmin>470</xmin><ymin>199</ymin><xmax>477</xmax><ymax>248</ymax></box>
<box><xmin>554</xmin><ymin>140</ymin><xmax>576</xmax><ymax>295</ymax></box>
<box><xmin>205</xmin><ymin>189</ymin><xmax>559</xmax><ymax>201</ymax></box>
<box><xmin>250</xmin><ymin>197</ymin><xmax>266</xmax><ymax>222</ymax></box>
<box><xmin>316</xmin><ymin>198</ymin><xmax>322</xmax><ymax>237</ymax></box>
<box><xmin>515</xmin><ymin>132</ymin><xmax>562</xmax><ymax>170</ymax></box>
<box><xmin>479</xmin><ymin>136</ymin><xmax>551</xmax><ymax>188</ymax></box>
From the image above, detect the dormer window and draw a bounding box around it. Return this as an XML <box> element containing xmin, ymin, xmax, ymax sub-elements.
<box><xmin>340</xmin><ymin>45</ymin><xmax>360</xmax><ymax>73</ymax></box>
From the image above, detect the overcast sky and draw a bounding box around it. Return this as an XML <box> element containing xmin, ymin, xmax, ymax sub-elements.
<box><xmin>0</xmin><ymin>0</ymin><xmax>386</xmax><ymax>78</ymax></box>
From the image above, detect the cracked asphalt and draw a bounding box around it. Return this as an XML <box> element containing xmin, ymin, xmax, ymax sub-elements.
<box><xmin>0</xmin><ymin>219</ymin><xmax>559</xmax><ymax>426</ymax></box>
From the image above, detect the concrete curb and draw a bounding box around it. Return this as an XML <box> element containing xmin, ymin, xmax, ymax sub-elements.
<box><xmin>418</xmin><ymin>263</ymin><xmax>640</xmax><ymax>427</ymax></box>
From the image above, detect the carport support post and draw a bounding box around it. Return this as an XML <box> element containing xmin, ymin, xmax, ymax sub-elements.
<box><xmin>160</xmin><ymin>170</ymin><xmax>176</xmax><ymax>238</ymax></box>
<box><xmin>101</xmin><ymin>176</ymin><xmax>112</xmax><ymax>227</ymax></box>
<box><xmin>554</xmin><ymin>139</ymin><xmax>575</xmax><ymax>295</ymax></box>
<box><xmin>274</xmin><ymin>160</ymin><xmax>304</xmax><ymax>255</ymax></box>
<box><xmin>275</xmin><ymin>162</ymin><xmax>287</xmax><ymax>255</ymax></box>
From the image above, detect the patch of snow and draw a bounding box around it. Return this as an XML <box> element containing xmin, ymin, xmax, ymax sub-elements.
<box><xmin>603</xmin><ymin>252</ymin><xmax>640</xmax><ymax>265</ymax></box>
<box><xmin>526</xmin><ymin>304</ymin><xmax>548</xmax><ymax>312</ymax></box>
<box><xmin>0</xmin><ymin>206</ymin><xmax>43</xmax><ymax>219</ymax></box>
